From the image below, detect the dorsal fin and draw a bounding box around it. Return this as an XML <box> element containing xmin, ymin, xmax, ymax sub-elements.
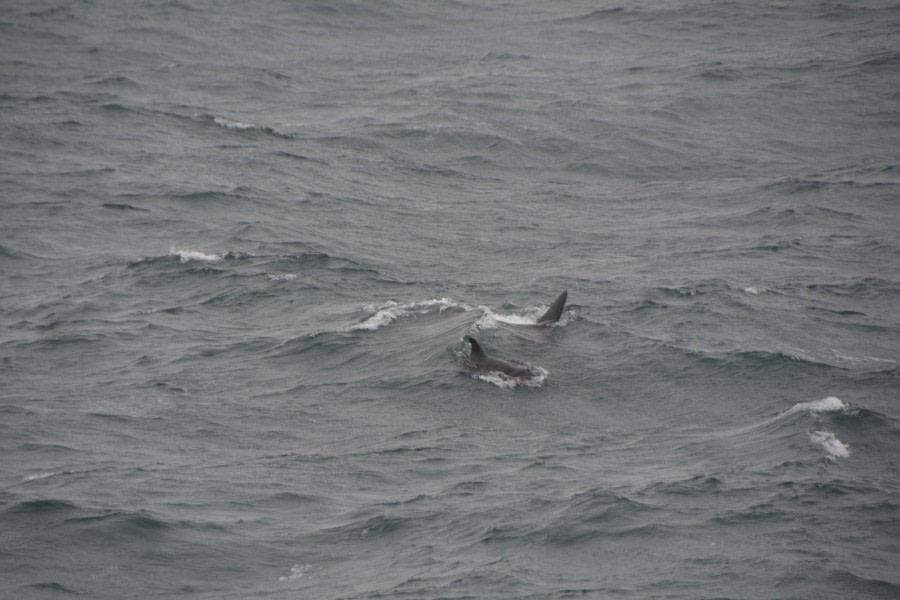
<box><xmin>466</xmin><ymin>336</ymin><xmax>486</xmax><ymax>358</ymax></box>
<box><xmin>537</xmin><ymin>290</ymin><xmax>568</xmax><ymax>323</ymax></box>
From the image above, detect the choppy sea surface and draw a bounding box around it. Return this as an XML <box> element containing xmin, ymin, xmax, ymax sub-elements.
<box><xmin>2</xmin><ymin>1</ymin><xmax>900</xmax><ymax>598</ymax></box>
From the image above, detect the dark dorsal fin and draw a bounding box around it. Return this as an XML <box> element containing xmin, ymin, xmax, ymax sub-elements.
<box><xmin>466</xmin><ymin>336</ymin><xmax>486</xmax><ymax>358</ymax></box>
<box><xmin>537</xmin><ymin>290</ymin><xmax>568</xmax><ymax>323</ymax></box>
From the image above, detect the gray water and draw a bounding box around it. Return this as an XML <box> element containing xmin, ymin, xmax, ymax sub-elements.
<box><xmin>2</xmin><ymin>1</ymin><xmax>899</xmax><ymax>598</ymax></box>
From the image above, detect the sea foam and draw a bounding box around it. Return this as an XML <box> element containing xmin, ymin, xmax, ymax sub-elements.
<box><xmin>474</xmin><ymin>306</ymin><xmax>537</xmax><ymax>330</ymax></box>
<box><xmin>278</xmin><ymin>563</ymin><xmax>312</xmax><ymax>582</ymax></box>
<box><xmin>784</xmin><ymin>397</ymin><xmax>851</xmax><ymax>460</ymax></box>
<box><xmin>474</xmin><ymin>366</ymin><xmax>548</xmax><ymax>390</ymax></box>
<box><xmin>347</xmin><ymin>298</ymin><xmax>467</xmax><ymax>332</ymax></box>
<box><xmin>211</xmin><ymin>115</ymin><xmax>294</xmax><ymax>138</ymax></box>
<box><xmin>809</xmin><ymin>431</ymin><xmax>851</xmax><ymax>460</ymax></box>
<box><xmin>24</xmin><ymin>472</ymin><xmax>58</xmax><ymax>482</ymax></box>
<box><xmin>213</xmin><ymin>116</ymin><xmax>257</xmax><ymax>130</ymax></box>
<box><xmin>789</xmin><ymin>396</ymin><xmax>848</xmax><ymax>415</ymax></box>
<box><xmin>169</xmin><ymin>247</ymin><xmax>222</xmax><ymax>264</ymax></box>
<box><xmin>474</xmin><ymin>301</ymin><xmax>569</xmax><ymax>330</ymax></box>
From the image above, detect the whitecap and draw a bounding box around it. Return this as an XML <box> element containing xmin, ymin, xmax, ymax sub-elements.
<box><xmin>267</xmin><ymin>273</ymin><xmax>297</xmax><ymax>281</ymax></box>
<box><xmin>788</xmin><ymin>396</ymin><xmax>848</xmax><ymax>415</ymax></box>
<box><xmin>168</xmin><ymin>247</ymin><xmax>222</xmax><ymax>263</ymax></box>
<box><xmin>809</xmin><ymin>430</ymin><xmax>851</xmax><ymax>460</ymax></box>
<box><xmin>743</xmin><ymin>286</ymin><xmax>768</xmax><ymax>295</ymax></box>
<box><xmin>346</xmin><ymin>298</ymin><xmax>469</xmax><ymax>332</ymax></box>
<box><xmin>24</xmin><ymin>472</ymin><xmax>57</xmax><ymax>482</ymax></box>
<box><xmin>348</xmin><ymin>304</ymin><xmax>403</xmax><ymax>331</ymax></box>
<box><xmin>211</xmin><ymin>115</ymin><xmax>293</xmax><ymax>138</ymax></box>
<box><xmin>278</xmin><ymin>563</ymin><xmax>311</xmax><ymax>582</ymax></box>
<box><xmin>213</xmin><ymin>116</ymin><xmax>257</xmax><ymax>130</ymax></box>
<box><xmin>473</xmin><ymin>306</ymin><xmax>500</xmax><ymax>330</ymax></box>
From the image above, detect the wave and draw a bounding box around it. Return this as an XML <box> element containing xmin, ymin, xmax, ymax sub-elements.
<box><xmin>95</xmin><ymin>102</ymin><xmax>296</xmax><ymax>141</ymax></box>
<box><xmin>784</xmin><ymin>398</ymin><xmax>853</xmax><ymax>460</ymax></box>
<box><xmin>4</xmin><ymin>497</ymin><xmax>189</xmax><ymax>542</ymax></box>
<box><xmin>742</xmin><ymin>286</ymin><xmax>769</xmax><ymax>295</ymax></box>
<box><xmin>87</xmin><ymin>74</ymin><xmax>140</xmax><ymax>88</ymax></box>
<box><xmin>757</xmin><ymin>396</ymin><xmax>853</xmax><ymax>462</ymax></box>
<box><xmin>24</xmin><ymin>582</ymin><xmax>80</xmax><ymax>595</ymax></box>
<box><xmin>168</xmin><ymin>246</ymin><xmax>224</xmax><ymax>264</ymax></box>
<box><xmin>0</xmin><ymin>242</ymin><xmax>27</xmax><ymax>261</ymax></box>
<box><xmin>278</xmin><ymin>563</ymin><xmax>313</xmax><ymax>582</ymax></box>
<box><xmin>276</xmin><ymin>295</ymin><xmax>559</xmax><ymax>390</ymax></box>
<box><xmin>653</xmin><ymin>396</ymin><xmax>857</xmax><ymax>473</ymax></box>
<box><xmin>474</xmin><ymin>302</ymin><xmax>573</xmax><ymax>330</ymax></box>
<box><xmin>286</xmin><ymin>299</ymin><xmax>470</xmax><ymax>342</ymax></box>
<box><xmin>481</xmin><ymin>489</ymin><xmax>656</xmax><ymax>546</ymax></box>
<box><xmin>368</xmin><ymin>120</ymin><xmax>517</xmax><ymax>154</ymax></box>
<box><xmin>637</xmin><ymin>279</ymin><xmax>779</xmax><ymax>306</ymax></box>
<box><xmin>101</xmin><ymin>202</ymin><xmax>148</xmax><ymax>212</ymax></box>
<box><xmin>342</xmin><ymin>298</ymin><xmax>469</xmax><ymax>333</ymax></box>
<box><xmin>471</xmin><ymin>366</ymin><xmax>549</xmax><ymax>390</ymax></box>
<box><xmin>554</xmin><ymin>7</ymin><xmax>631</xmax><ymax>24</ymax></box>
<box><xmin>808</xmin><ymin>431</ymin><xmax>851</xmax><ymax>460</ymax></box>
<box><xmin>7</xmin><ymin>498</ymin><xmax>80</xmax><ymax>514</ymax></box>
<box><xmin>23</xmin><ymin>471</ymin><xmax>59</xmax><ymax>482</ymax></box>
<box><xmin>206</xmin><ymin>114</ymin><xmax>294</xmax><ymax>139</ymax></box>
<box><xmin>474</xmin><ymin>306</ymin><xmax>542</xmax><ymax>329</ymax></box>
<box><xmin>761</xmin><ymin>175</ymin><xmax>899</xmax><ymax>195</ymax></box>
<box><xmin>129</xmin><ymin>246</ymin><xmax>382</xmax><ymax>283</ymax></box>
<box><xmin>784</xmin><ymin>395</ymin><xmax>850</xmax><ymax>416</ymax></box>
<box><xmin>806</xmin><ymin>276</ymin><xmax>898</xmax><ymax>298</ymax></box>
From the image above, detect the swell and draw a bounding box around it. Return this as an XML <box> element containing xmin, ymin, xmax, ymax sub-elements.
<box><xmin>95</xmin><ymin>102</ymin><xmax>296</xmax><ymax>141</ymax></box>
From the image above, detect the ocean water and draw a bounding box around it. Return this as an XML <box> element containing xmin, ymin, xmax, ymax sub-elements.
<box><xmin>2</xmin><ymin>1</ymin><xmax>899</xmax><ymax>598</ymax></box>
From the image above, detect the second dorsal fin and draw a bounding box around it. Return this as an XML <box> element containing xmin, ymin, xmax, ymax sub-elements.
<box><xmin>466</xmin><ymin>336</ymin><xmax>486</xmax><ymax>358</ymax></box>
<box><xmin>537</xmin><ymin>290</ymin><xmax>568</xmax><ymax>324</ymax></box>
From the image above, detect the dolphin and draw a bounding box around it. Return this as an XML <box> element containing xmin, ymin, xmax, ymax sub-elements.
<box><xmin>465</xmin><ymin>336</ymin><xmax>536</xmax><ymax>378</ymax></box>
<box><xmin>536</xmin><ymin>290</ymin><xmax>567</xmax><ymax>324</ymax></box>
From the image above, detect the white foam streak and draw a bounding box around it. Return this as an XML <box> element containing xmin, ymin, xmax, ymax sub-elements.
<box><xmin>474</xmin><ymin>302</ymin><xmax>571</xmax><ymax>330</ymax></box>
<box><xmin>810</xmin><ymin>431</ymin><xmax>851</xmax><ymax>460</ymax></box>
<box><xmin>476</xmin><ymin>307</ymin><xmax>539</xmax><ymax>329</ymax></box>
<box><xmin>473</xmin><ymin>367</ymin><xmax>548</xmax><ymax>390</ymax></box>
